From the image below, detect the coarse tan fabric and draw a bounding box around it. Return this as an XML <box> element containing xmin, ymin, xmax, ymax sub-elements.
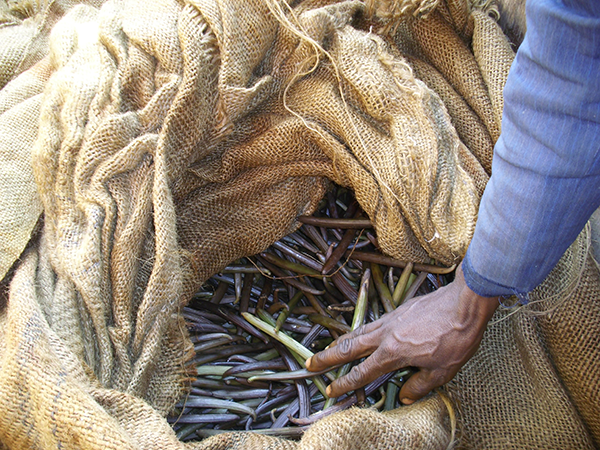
<box><xmin>0</xmin><ymin>0</ymin><xmax>598</xmax><ymax>449</ymax></box>
<box><xmin>448</xmin><ymin>229</ymin><xmax>600</xmax><ymax>449</ymax></box>
<box><xmin>0</xmin><ymin>59</ymin><xmax>47</xmax><ymax>281</ymax></box>
<box><xmin>193</xmin><ymin>396</ymin><xmax>451</xmax><ymax>450</ymax></box>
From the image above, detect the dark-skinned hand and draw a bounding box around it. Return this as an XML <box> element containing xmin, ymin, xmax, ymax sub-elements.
<box><xmin>305</xmin><ymin>262</ymin><xmax>499</xmax><ymax>404</ymax></box>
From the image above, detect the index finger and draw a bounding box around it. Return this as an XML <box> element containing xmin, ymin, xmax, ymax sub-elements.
<box><xmin>305</xmin><ymin>329</ymin><xmax>379</xmax><ymax>372</ymax></box>
<box><xmin>325</xmin><ymin>347</ymin><xmax>394</xmax><ymax>398</ymax></box>
<box><xmin>323</xmin><ymin>314</ymin><xmax>385</xmax><ymax>353</ymax></box>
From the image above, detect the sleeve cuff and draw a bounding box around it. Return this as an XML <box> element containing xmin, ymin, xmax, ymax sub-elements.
<box><xmin>462</xmin><ymin>251</ymin><xmax>530</xmax><ymax>303</ymax></box>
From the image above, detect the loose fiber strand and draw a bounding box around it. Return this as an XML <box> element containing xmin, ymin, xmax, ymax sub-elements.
<box><xmin>263</xmin><ymin>0</ymin><xmax>404</xmax><ymax>206</ymax></box>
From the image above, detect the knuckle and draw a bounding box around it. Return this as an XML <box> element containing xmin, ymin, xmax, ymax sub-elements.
<box><xmin>410</xmin><ymin>375</ymin><xmax>433</xmax><ymax>397</ymax></box>
<box><xmin>430</xmin><ymin>370</ymin><xmax>450</xmax><ymax>388</ymax></box>
<box><xmin>378</xmin><ymin>342</ymin><xmax>398</xmax><ymax>363</ymax></box>
<box><xmin>339</xmin><ymin>364</ymin><xmax>366</xmax><ymax>391</ymax></box>
<box><xmin>352</xmin><ymin>324</ymin><xmax>369</xmax><ymax>337</ymax></box>
<box><xmin>348</xmin><ymin>363</ymin><xmax>365</xmax><ymax>382</ymax></box>
<box><xmin>335</xmin><ymin>337</ymin><xmax>355</xmax><ymax>358</ymax></box>
<box><xmin>409</xmin><ymin>371</ymin><xmax>447</xmax><ymax>397</ymax></box>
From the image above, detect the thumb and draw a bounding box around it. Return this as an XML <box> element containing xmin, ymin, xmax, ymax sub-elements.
<box><xmin>398</xmin><ymin>370</ymin><xmax>444</xmax><ymax>405</ymax></box>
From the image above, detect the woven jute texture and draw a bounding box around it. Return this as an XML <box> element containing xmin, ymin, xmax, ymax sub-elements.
<box><xmin>448</xmin><ymin>229</ymin><xmax>600</xmax><ymax>449</ymax></box>
<box><xmin>0</xmin><ymin>0</ymin><xmax>104</xmax><ymax>279</ymax></box>
<box><xmin>0</xmin><ymin>0</ymin><xmax>598</xmax><ymax>448</ymax></box>
<box><xmin>0</xmin><ymin>60</ymin><xmax>45</xmax><ymax>281</ymax></box>
<box><xmin>193</xmin><ymin>396</ymin><xmax>451</xmax><ymax>450</ymax></box>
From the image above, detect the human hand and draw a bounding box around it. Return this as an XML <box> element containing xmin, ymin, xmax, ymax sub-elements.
<box><xmin>305</xmin><ymin>263</ymin><xmax>499</xmax><ymax>404</ymax></box>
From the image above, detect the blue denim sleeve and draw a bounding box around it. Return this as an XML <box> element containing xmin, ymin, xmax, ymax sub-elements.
<box><xmin>462</xmin><ymin>0</ymin><xmax>600</xmax><ymax>298</ymax></box>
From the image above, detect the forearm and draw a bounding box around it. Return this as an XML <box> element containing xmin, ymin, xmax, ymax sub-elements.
<box><xmin>463</xmin><ymin>0</ymin><xmax>600</xmax><ymax>298</ymax></box>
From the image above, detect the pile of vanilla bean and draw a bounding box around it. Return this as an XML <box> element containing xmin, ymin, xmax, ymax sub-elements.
<box><xmin>170</xmin><ymin>187</ymin><xmax>455</xmax><ymax>441</ymax></box>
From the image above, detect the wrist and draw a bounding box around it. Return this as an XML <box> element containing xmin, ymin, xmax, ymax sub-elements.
<box><xmin>456</xmin><ymin>262</ymin><xmax>500</xmax><ymax>323</ymax></box>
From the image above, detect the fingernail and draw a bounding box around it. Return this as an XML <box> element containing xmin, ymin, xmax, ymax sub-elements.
<box><xmin>401</xmin><ymin>398</ymin><xmax>414</xmax><ymax>405</ymax></box>
<box><xmin>326</xmin><ymin>386</ymin><xmax>332</xmax><ymax>397</ymax></box>
<box><xmin>305</xmin><ymin>357</ymin><xmax>312</xmax><ymax>368</ymax></box>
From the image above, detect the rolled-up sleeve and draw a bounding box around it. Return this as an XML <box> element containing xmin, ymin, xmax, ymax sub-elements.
<box><xmin>462</xmin><ymin>0</ymin><xmax>600</xmax><ymax>298</ymax></box>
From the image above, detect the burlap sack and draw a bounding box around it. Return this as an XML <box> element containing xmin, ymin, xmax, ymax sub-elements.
<box><xmin>470</xmin><ymin>8</ymin><xmax>514</xmax><ymax>132</ymax></box>
<box><xmin>193</xmin><ymin>395</ymin><xmax>452</xmax><ymax>450</ymax></box>
<box><xmin>0</xmin><ymin>0</ymin><xmax>597</xmax><ymax>449</ymax></box>
<box><xmin>404</xmin><ymin>55</ymin><xmax>494</xmax><ymax>173</ymax></box>
<box><xmin>0</xmin><ymin>0</ymin><xmax>105</xmax><ymax>90</ymax></box>
<box><xmin>0</xmin><ymin>0</ymin><xmax>106</xmax><ymax>280</ymax></box>
<box><xmin>448</xmin><ymin>229</ymin><xmax>600</xmax><ymax>449</ymax></box>
<box><xmin>0</xmin><ymin>60</ymin><xmax>47</xmax><ymax>281</ymax></box>
<box><xmin>0</xmin><ymin>0</ymin><xmax>483</xmax><ymax>447</ymax></box>
<box><xmin>409</xmin><ymin>8</ymin><xmax>500</xmax><ymax>142</ymax></box>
